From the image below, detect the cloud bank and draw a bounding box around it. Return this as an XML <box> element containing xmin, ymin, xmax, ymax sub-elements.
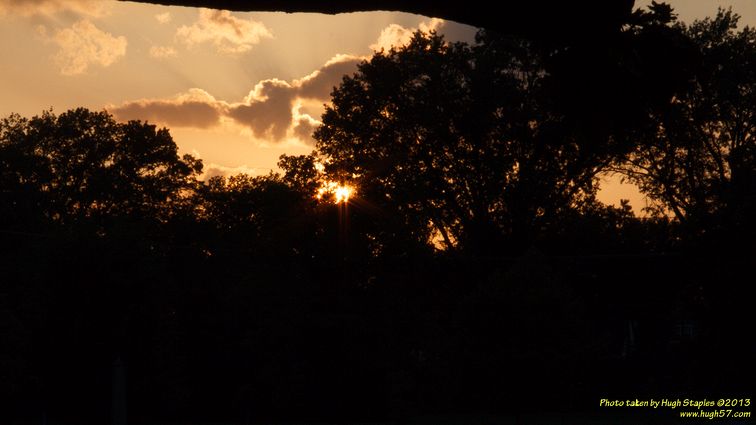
<box><xmin>111</xmin><ymin>89</ymin><xmax>226</xmax><ymax>129</ymax></box>
<box><xmin>111</xmin><ymin>55</ymin><xmax>362</xmax><ymax>144</ymax></box>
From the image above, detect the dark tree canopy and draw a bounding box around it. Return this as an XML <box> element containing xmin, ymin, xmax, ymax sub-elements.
<box><xmin>616</xmin><ymin>8</ymin><xmax>756</xmax><ymax>251</ymax></box>
<box><xmin>310</xmin><ymin>4</ymin><xmax>738</xmax><ymax>256</ymax></box>
<box><xmin>196</xmin><ymin>172</ymin><xmax>318</xmax><ymax>257</ymax></box>
<box><xmin>0</xmin><ymin>108</ymin><xmax>202</xmax><ymax>231</ymax></box>
<box><xmin>312</xmin><ymin>28</ymin><xmax>673</xmax><ymax>255</ymax></box>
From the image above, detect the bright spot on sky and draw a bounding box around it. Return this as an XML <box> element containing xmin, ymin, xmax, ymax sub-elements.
<box><xmin>316</xmin><ymin>181</ymin><xmax>355</xmax><ymax>204</ymax></box>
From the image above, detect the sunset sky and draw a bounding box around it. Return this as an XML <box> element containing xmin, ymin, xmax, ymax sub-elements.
<box><xmin>1</xmin><ymin>0</ymin><xmax>753</xmax><ymax>210</ymax></box>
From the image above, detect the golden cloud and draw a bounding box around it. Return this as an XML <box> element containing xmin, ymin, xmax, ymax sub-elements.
<box><xmin>176</xmin><ymin>8</ymin><xmax>273</xmax><ymax>54</ymax></box>
<box><xmin>0</xmin><ymin>0</ymin><xmax>108</xmax><ymax>17</ymax></box>
<box><xmin>52</xmin><ymin>19</ymin><xmax>127</xmax><ymax>75</ymax></box>
<box><xmin>200</xmin><ymin>163</ymin><xmax>272</xmax><ymax>180</ymax></box>
<box><xmin>370</xmin><ymin>18</ymin><xmax>445</xmax><ymax>52</ymax></box>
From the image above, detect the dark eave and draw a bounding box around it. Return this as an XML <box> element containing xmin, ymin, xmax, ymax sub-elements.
<box><xmin>121</xmin><ymin>0</ymin><xmax>636</xmax><ymax>41</ymax></box>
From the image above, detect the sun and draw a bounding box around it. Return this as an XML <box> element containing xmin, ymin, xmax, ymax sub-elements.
<box><xmin>334</xmin><ymin>185</ymin><xmax>353</xmax><ymax>203</ymax></box>
<box><xmin>316</xmin><ymin>181</ymin><xmax>355</xmax><ymax>204</ymax></box>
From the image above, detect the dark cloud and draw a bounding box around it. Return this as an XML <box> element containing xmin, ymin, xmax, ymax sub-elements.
<box><xmin>228</xmin><ymin>79</ymin><xmax>294</xmax><ymax>140</ymax></box>
<box><xmin>110</xmin><ymin>89</ymin><xmax>225</xmax><ymax>129</ymax></box>
<box><xmin>228</xmin><ymin>55</ymin><xmax>361</xmax><ymax>142</ymax></box>
<box><xmin>292</xmin><ymin>116</ymin><xmax>319</xmax><ymax>141</ymax></box>
<box><xmin>296</xmin><ymin>55</ymin><xmax>363</xmax><ymax>99</ymax></box>
<box><xmin>110</xmin><ymin>55</ymin><xmax>362</xmax><ymax>144</ymax></box>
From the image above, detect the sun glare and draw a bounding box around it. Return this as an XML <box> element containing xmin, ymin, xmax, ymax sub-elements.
<box><xmin>316</xmin><ymin>181</ymin><xmax>355</xmax><ymax>204</ymax></box>
<box><xmin>334</xmin><ymin>186</ymin><xmax>353</xmax><ymax>203</ymax></box>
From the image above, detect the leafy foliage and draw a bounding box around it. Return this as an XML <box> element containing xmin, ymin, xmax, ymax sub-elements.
<box><xmin>0</xmin><ymin>108</ymin><xmax>202</xmax><ymax>231</ymax></box>
<box><xmin>315</xmin><ymin>32</ymin><xmax>615</xmax><ymax>254</ymax></box>
<box><xmin>617</xmin><ymin>9</ymin><xmax>756</xmax><ymax>249</ymax></box>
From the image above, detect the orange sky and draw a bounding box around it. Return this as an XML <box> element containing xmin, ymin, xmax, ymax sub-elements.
<box><xmin>1</xmin><ymin>0</ymin><xmax>752</xmax><ymax>212</ymax></box>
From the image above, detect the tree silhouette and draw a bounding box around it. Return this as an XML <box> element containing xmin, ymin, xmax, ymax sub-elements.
<box><xmin>196</xmin><ymin>172</ymin><xmax>318</xmax><ymax>258</ymax></box>
<box><xmin>616</xmin><ymin>8</ymin><xmax>756</xmax><ymax>249</ymax></box>
<box><xmin>0</xmin><ymin>108</ymin><xmax>202</xmax><ymax>232</ymax></box>
<box><xmin>278</xmin><ymin>154</ymin><xmax>321</xmax><ymax>196</ymax></box>
<box><xmin>314</xmin><ymin>31</ymin><xmax>641</xmax><ymax>255</ymax></box>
